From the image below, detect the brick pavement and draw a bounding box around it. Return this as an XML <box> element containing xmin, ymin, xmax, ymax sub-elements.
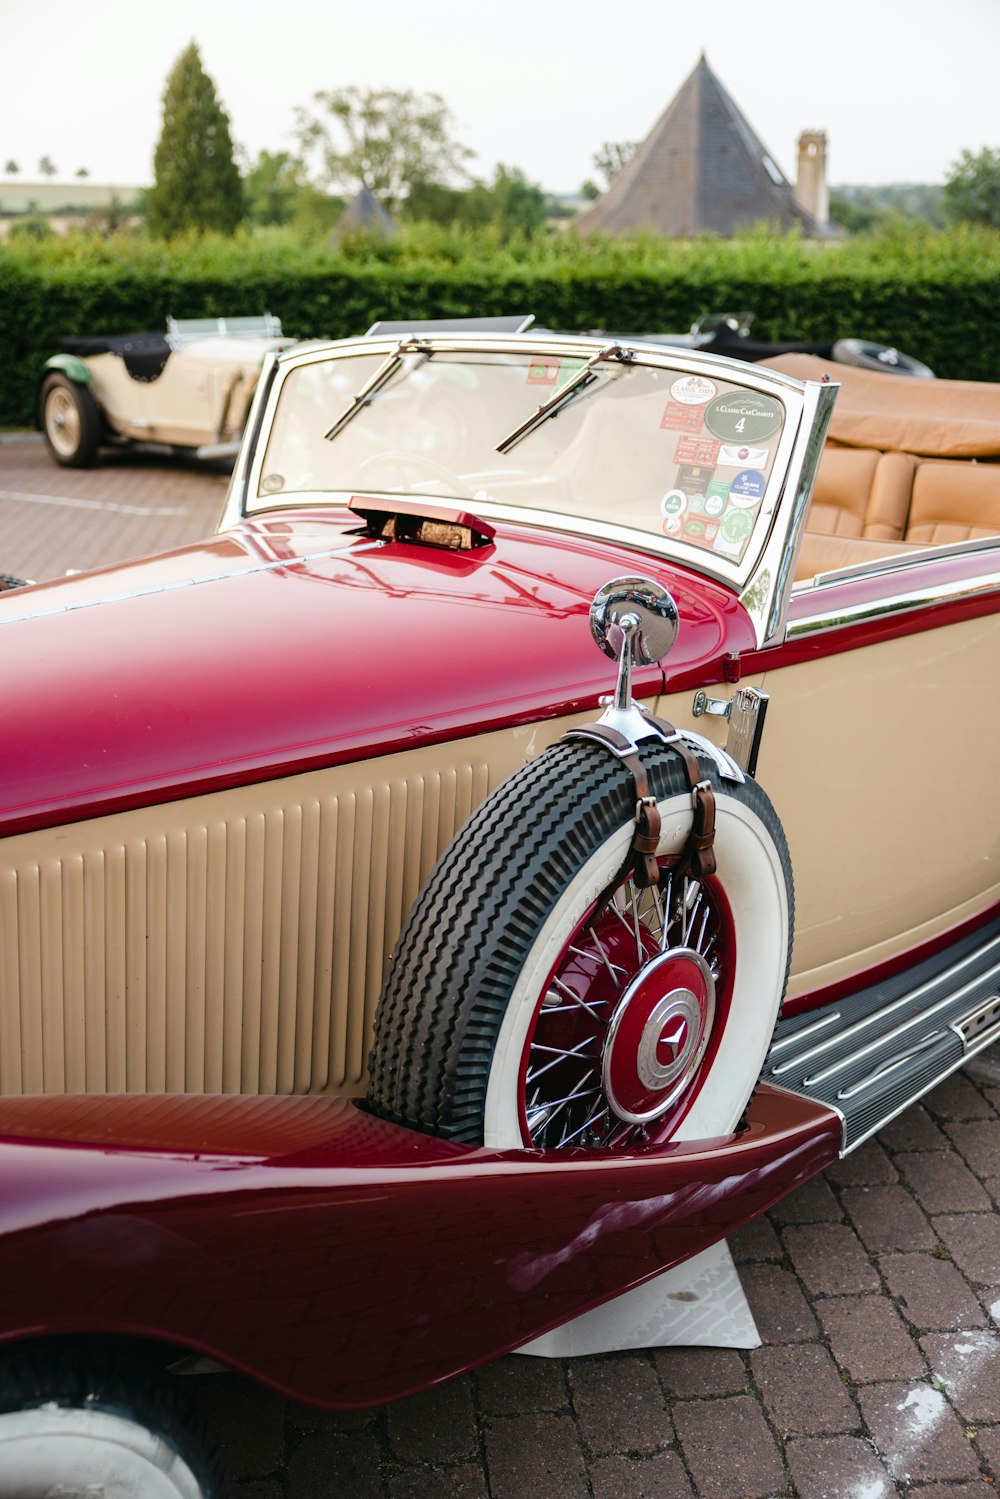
<box><xmin>2</xmin><ymin>436</ymin><xmax>998</xmax><ymax>1497</ymax></box>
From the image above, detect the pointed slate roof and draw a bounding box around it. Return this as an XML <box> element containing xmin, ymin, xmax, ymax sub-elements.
<box><xmin>577</xmin><ymin>55</ymin><xmax>829</xmax><ymax>238</ymax></box>
<box><xmin>336</xmin><ymin>185</ymin><xmax>395</xmax><ymax>237</ymax></box>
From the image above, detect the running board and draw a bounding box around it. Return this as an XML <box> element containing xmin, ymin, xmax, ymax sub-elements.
<box><xmin>762</xmin><ymin>914</ymin><xmax>1000</xmax><ymax>1153</ymax></box>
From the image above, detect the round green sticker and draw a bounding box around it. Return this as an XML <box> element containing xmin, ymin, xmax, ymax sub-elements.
<box><xmin>720</xmin><ymin>507</ymin><xmax>754</xmax><ymax>544</ymax></box>
<box><xmin>704</xmin><ymin>392</ymin><xmax>782</xmax><ymax>443</ymax></box>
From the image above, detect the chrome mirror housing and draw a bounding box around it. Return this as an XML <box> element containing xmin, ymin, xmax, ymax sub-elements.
<box><xmin>590</xmin><ymin>577</ymin><xmax>679</xmax><ymax>666</ymax></box>
<box><xmin>589</xmin><ymin>577</ymin><xmax>679</xmax><ymax>724</ymax></box>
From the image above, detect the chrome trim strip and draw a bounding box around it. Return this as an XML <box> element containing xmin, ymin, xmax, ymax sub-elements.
<box><xmin>740</xmin><ymin>379</ymin><xmax>838</xmax><ymax>649</ymax></box>
<box><xmin>769</xmin><ymin>932</ymin><xmax>1000</xmax><ymax>1075</ymax></box>
<box><xmin>835</xmin><ymin>1031</ymin><xmax>944</xmax><ymax>1100</ymax></box>
<box><xmin>788</xmin><ymin>569</ymin><xmax>1000</xmax><ymax>640</ymax></box>
<box><xmin>767</xmin><ymin>1010</ymin><xmax>842</xmax><ymax>1054</ymax></box>
<box><xmin>0</xmin><ymin>542</ymin><xmax>381</xmax><ymax>626</ymax></box>
<box><xmin>800</xmin><ymin>534</ymin><xmax>1000</xmax><ymax>590</ymax></box>
<box><xmin>222</xmin><ymin>350</ymin><xmax>280</xmax><ymax>529</ymax></box>
<box><xmin>844</xmin><ymin>1019</ymin><xmax>1000</xmax><ymax>1155</ymax></box>
<box><xmin>802</xmin><ymin>958</ymin><xmax>1000</xmax><ymax>1086</ymax></box>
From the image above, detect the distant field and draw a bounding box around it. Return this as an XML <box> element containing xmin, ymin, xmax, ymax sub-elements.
<box><xmin>0</xmin><ymin>179</ymin><xmax>145</xmax><ymax>214</ymax></box>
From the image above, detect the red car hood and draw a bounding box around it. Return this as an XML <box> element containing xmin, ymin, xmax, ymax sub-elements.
<box><xmin>0</xmin><ymin>510</ymin><xmax>754</xmax><ymax>836</ymax></box>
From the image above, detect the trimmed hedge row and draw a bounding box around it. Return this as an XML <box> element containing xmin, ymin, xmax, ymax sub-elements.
<box><xmin>3</xmin><ymin>225</ymin><xmax>998</xmax><ymax>428</ymax></box>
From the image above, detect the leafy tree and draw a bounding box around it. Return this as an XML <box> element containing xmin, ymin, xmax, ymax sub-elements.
<box><xmin>38</xmin><ymin>155</ymin><xmax>57</xmax><ymax>178</ymax></box>
<box><xmin>404</xmin><ymin>164</ymin><xmax>547</xmax><ymax>236</ymax></box>
<box><xmin>831</xmin><ymin>183</ymin><xmax>946</xmax><ymax>234</ymax></box>
<box><xmin>943</xmin><ymin>147</ymin><xmax>1000</xmax><ymax>229</ymax></box>
<box><xmin>3</xmin><ymin>160</ymin><xmax>18</xmax><ymax>176</ymax></box>
<box><xmin>592</xmin><ymin>140</ymin><xmax>637</xmax><ymax>188</ymax></box>
<box><xmin>75</xmin><ymin>167</ymin><xmax>90</xmax><ymax>179</ymax></box>
<box><xmin>580</xmin><ymin>179</ymin><xmax>600</xmax><ymax>201</ymax></box>
<box><xmin>242</xmin><ymin>149</ymin><xmax>309</xmax><ymax>226</ymax></box>
<box><xmin>148</xmin><ymin>42</ymin><xmax>244</xmax><ymax>237</ymax></box>
<box><xmin>296</xmin><ymin>86</ymin><xmax>473</xmax><ymax>209</ymax></box>
<box><xmin>484</xmin><ymin>164</ymin><xmax>547</xmax><ymax>235</ymax></box>
<box><xmin>8</xmin><ymin>212</ymin><xmax>52</xmax><ymax>242</ymax></box>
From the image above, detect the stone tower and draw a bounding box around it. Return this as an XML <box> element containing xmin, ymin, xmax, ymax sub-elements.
<box><xmin>794</xmin><ymin>131</ymin><xmax>829</xmax><ymax>230</ymax></box>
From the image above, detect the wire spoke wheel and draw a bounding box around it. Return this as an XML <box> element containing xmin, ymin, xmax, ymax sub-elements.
<box><xmin>521</xmin><ymin>867</ymin><xmax>734</xmax><ymax>1148</ymax></box>
<box><xmin>39</xmin><ymin>373</ymin><xmax>101</xmax><ymax>468</ymax></box>
<box><xmin>368</xmin><ymin>736</ymin><xmax>793</xmax><ymax>1152</ymax></box>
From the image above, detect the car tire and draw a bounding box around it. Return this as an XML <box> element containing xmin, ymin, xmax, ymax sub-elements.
<box><xmin>368</xmin><ymin>737</ymin><xmax>793</xmax><ymax>1150</ymax></box>
<box><xmin>0</xmin><ymin>1342</ymin><xmax>228</xmax><ymax>1499</ymax></box>
<box><xmin>39</xmin><ymin>372</ymin><xmax>102</xmax><ymax>467</ymax></box>
<box><xmin>831</xmin><ymin>338</ymin><xmax>935</xmax><ymax>379</ymax></box>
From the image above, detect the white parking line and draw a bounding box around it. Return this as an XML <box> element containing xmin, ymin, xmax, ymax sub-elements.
<box><xmin>0</xmin><ymin>488</ymin><xmax>187</xmax><ymax>518</ymax></box>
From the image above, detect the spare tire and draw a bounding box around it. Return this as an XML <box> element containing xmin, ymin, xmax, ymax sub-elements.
<box><xmin>368</xmin><ymin>736</ymin><xmax>793</xmax><ymax>1151</ymax></box>
<box><xmin>831</xmin><ymin>338</ymin><xmax>935</xmax><ymax>379</ymax></box>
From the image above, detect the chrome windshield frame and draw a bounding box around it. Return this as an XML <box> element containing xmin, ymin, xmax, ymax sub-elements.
<box><xmin>222</xmin><ymin>332</ymin><xmax>835</xmax><ymax>649</ymax></box>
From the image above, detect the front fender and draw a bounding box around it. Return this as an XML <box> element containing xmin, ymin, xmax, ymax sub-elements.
<box><xmin>36</xmin><ymin>355</ymin><xmax>93</xmax><ymax>430</ymax></box>
<box><xmin>39</xmin><ymin>353</ymin><xmax>91</xmax><ymax>387</ymax></box>
<box><xmin>0</xmin><ymin>1085</ymin><xmax>839</xmax><ymax>1409</ymax></box>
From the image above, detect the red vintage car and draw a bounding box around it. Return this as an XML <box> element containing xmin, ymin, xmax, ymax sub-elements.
<box><xmin>1</xmin><ymin>326</ymin><xmax>998</xmax><ymax>1495</ymax></box>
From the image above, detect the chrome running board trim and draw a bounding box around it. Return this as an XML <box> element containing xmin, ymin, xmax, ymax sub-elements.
<box><xmin>762</xmin><ymin>914</ymin><xmax>1000</xmax><ymax>1153</ymax></box>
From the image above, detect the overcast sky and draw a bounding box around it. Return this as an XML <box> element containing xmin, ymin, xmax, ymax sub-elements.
<box><xmin>3</xmin><ymin>0</ymin><xmax>998</xmax><ymax>192</ymax></box>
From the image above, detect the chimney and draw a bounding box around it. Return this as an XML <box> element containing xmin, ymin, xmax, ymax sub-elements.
<box><xmin>795</xmin><ymin>130</ymin><xmax>828</xmax><ymax>227</ymax></box>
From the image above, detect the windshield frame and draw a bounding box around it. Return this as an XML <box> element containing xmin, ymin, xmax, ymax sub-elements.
<box><xmin>224</xmin><ymin>332</ymin><xmax>834</xmax><ymax>644</ymax></box>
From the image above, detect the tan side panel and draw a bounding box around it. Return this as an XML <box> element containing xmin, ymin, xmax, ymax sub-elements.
<box><xmin>0</xmin><ymin>717</ymin><xmax>598</xmax><ymax>1098</ymax></box>
<box><xmin>756</xmin><ymin>613</ymin><xmax>1000</xmax><ymax>999</ymax></box>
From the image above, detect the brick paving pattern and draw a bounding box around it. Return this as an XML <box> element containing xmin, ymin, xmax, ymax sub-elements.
<box><xmin>3</xmin><ymin>438</ymin><xmax>999</xmax><ymax>1495</ymax></box>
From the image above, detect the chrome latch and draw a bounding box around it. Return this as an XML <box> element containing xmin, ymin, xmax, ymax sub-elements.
<box><xmin>692</xmin><ymin>686</ymin><xmax>769</xmax><ymax>778</ymax></box>
<box><xmin>692</xmin><ymin>691</ymin><xmax>730</xmax><ymax>719</ymax></box>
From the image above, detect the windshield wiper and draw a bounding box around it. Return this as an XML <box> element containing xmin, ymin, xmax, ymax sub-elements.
<box><xmin>496</xmin><ymin>343</ymin><xmax>633</xmax><ymax>455</ymax></box>
<box><xmin>324</xmin><ymin>340</ymin><xmax>430</xmax><ymax>442</ymax></box>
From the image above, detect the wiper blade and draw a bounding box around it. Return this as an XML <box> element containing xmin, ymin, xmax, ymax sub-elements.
<box><xmin>496</xmin><ymin>343</ymin><xmax>632</xmax><ymax>455</ymax></box>
<box><xmin>324</xmin><ymin>340</ymin><xmax>430</xmax><ymax>442</ymax></box>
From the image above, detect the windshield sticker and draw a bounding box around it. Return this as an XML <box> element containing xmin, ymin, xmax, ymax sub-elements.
<box><xmin>527</xmin><ymin>358</ymin><xmax>559</xmax><ymax>386</ymax></box>
<box><xmin>660</xmin><ymin>490</ymin><xmax>687</xmax><ymax>521</ymax></box>
<box><xmin>676</xmin><ymin>463</ymin><xmax>715</xmax><ymax>496</ymax></box>
<box><xmin>674</xmin><ymin>435</ymin><xmax>721</xmax><ymax>465</ymax></box>
<box><xmin>687</xmin><ymin>493</ymin><xmax>706</xmax><ymax>514</ymax></box>
<box><xmin>728</xmin><ymin>469</ymin><xmax>767</xmax><ymax>507</ymax></box>
<box><xmin>660</xmin><ymin>402</ymin><xmax>704</xmax><ymax>434</ymax></box>
<box><xmin>713</xmin><ymin>507</ymin><xmax>755</xmax><ymax>554</ymax></box>
<box><xmin>684</xmin><ymin>518</ymin><xmax>708</xmax><ymax>540</ymax></box>
<box><xmin>704</xmin><ymin>490</ymin><xmax>727</xmax><ymax>517</ymax></box>
<box><xmin>670</xmin><ymin>375</ymin><xmax>717</xmax><ymax>406</ymax></box>
<box><xmin>261</xmin><ymin>474</ymin><xmax>285</xmax><ymax>493</ymax></box>
<box><xmin>718</xmin><ymin>443</ymin><xmax>769</xmax><ymax>468</ymax></box>
<box><xmin>704</xmin><ymin>392</ymin><xmax>783</xmax><ymax>442</ymax></box>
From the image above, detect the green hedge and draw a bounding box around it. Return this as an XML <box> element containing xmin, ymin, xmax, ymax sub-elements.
<box><xmin>3</xmin><ymin>223</ymin><xmax>998</xmax><ymax>428</ymax></box>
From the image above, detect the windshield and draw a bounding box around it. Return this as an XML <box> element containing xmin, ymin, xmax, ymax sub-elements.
<box><xmin>256</xmin><ymin>348</ymin><xmax>788</xmax><ymax>567</ymax></box>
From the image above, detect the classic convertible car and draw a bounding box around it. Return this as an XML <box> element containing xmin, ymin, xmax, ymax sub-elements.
<box><xmin>2</xmin><ymin>325</ymin><xmax>999</xmax><ymax>1494</ymax></box>
<box><xmin>38</xmin><ymin>314</ymin><xmax>294</xmax><ymax>467</ymax></box>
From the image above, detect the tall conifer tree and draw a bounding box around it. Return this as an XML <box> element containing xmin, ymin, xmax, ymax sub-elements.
<box><xmin>148</xmin><ymin>42</ymin><xmax>243</xmax><ymax>237</ymax></box>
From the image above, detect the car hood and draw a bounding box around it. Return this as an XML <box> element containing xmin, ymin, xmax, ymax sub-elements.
<box><xmin>0</xmin><ymin>510</ymin><xmax>754</xmax><ymax>836</ymax></box>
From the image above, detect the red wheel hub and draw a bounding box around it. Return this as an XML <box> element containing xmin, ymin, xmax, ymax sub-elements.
<box><xmin>602</xmin><ymin>949</ymin><xmax>715</xmax><ymax>1124</ymax></box>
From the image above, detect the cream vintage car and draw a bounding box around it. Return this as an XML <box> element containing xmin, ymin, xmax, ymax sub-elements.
<box><xmin>37</xmin><ymin>314</ymin><xmax>295</xmax><ymax>466</ymax></box>
<box><xmin>0</xmin><ymin>325</ymin><xmax>998</xmax><ymax>1495</ymax></box>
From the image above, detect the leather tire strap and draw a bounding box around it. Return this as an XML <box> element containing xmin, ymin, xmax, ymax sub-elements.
<box><xmin>563</xmin><ymin>718</ymin><xmax>717</xmax><ymax>888</ymax></box>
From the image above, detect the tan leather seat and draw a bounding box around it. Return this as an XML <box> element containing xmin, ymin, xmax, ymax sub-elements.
<box><xmin>807</xmin><ymin>447</ymin><xmax>916</xmax><ymax>540</ymax></box>
<box><xmin>905</xmin><ymin>461</ymin><xmax>1000</xmax><ymax>545</ymax></box>
<box><xmin>794</xmin><ymin>532</ymin><xmax>922</xmax><ymax>583</ymax></box>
